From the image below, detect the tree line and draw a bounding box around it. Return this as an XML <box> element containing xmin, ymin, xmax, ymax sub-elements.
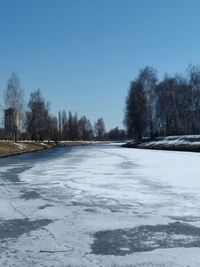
<box><xmin>124</xmin><ymin>65</ymin><xmax>200</xmax><ymax>139</ymax></box>
<box><xmin>2</xmin><ymin>72</ymin><xmax>126</xmax><ymax>142</ymax></box>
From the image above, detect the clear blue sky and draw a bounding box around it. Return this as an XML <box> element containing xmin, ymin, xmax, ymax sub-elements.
<box><xmin>1</xmin><ymin>0</ymin><xmax>200</xmax><ymax>130</ymax></box>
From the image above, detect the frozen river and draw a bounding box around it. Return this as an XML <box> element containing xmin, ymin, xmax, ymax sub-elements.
<box><xmin>1</xmin><ymin>144</ymin><xmax>200</xmax><ymax>266</ymax></box>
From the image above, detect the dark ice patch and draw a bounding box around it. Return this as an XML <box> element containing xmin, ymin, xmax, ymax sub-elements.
<box><xmin>120</xmin><ymin>160</ymin><xmax>138</xmax><ymax>169</ymax></box>
<box><xmin>0</xmin><ymin>166</ymin><xmax>28</xmax><ymax>182</ymax></box>
<box><xmin>39</xmin><ymin>204</ymin><xmax>53</xmax><ymax>209</ymax></box>
<box><xmin>20</xmin><ymin>190</ymin><xmax>41</xmax><ymax>200</ymax></box>
<box><xmin>0</xmin><ymin>218</ymin><xmax>52</xmax><ymax>240</ymax></box>
<box><xmin>91</xmin><ymin>222</ymin><xmax>200</xmax><ymax>255</ymax></box>
<box><xmin>84</xmin><ymin>208</ymin><xmax>96</xmax><ymax>213</ymax></box>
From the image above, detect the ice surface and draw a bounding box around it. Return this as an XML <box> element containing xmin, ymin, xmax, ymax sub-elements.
<box><xmin>0</xmin><ymin>144</ymin><xmax>200</xmax><ymax>266</ymax></box>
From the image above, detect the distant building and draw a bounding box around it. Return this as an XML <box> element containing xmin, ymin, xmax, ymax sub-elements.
<box><xmin>4</xmin><ymin>108</ymin><xmax>20</xmax><ymax>132</ymax></box>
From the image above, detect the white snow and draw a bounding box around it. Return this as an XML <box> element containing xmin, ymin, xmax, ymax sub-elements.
<box><xmin>14</xmin><ymin>143</ymin><xmax>27</xmax><ymax>149</ymax></box>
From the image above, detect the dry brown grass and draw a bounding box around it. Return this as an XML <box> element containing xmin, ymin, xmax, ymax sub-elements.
<box><xmin>0</xmin><ymin>141</ymin><xmax>53</xmax><ymax>157</ymax></box>
<box><xmin>0</xmin><ymin>140</ymin><xmax>107</xmax><ymax>158</ymax></box>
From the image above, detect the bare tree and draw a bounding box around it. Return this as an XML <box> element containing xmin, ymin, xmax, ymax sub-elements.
<box><xmin>79</xmin><ymin>116</ymin><xmax>93</xmax><ymax>140</ymax></box>
<box><xmin>108</xmin><ymin>127</ymin><xmax>126</xmax><ymax>141</ymax></box>
<box><xmin>124</xmin><ymin>64</ymin><xmax>200</xmax><ymax>139</ymax></box>
<box><xmin>124</xmin><ymin>81</ymin><xmax>147</xmax><ymax>140</ymax></box>
<box><xmin>94</xmin><ymin>118</ymin><xmax>106</xmax><ymax>140</ymax></box>
<box><xmin>4</xmin><ymin>72</ymin><xmax>24</xmax><ymax>141</ymax></box>
<box><xmin>48</xmin><ymin>115</ymin><xmax>59</xmax><ymax>143</ymax></box>
<box><xmin>138</xmin><ymin>67</ymin><xmax>157</xmax><ymax>137</ymax></box>
<box><xmin>26</xmin><ymin>89</ymin><xmax>49</xmax><ymax>141</ymax></box>
<box><xmin>58</xmin><ymin>111</ymin><xmax>62</xmax><ymax>139</ymax></box>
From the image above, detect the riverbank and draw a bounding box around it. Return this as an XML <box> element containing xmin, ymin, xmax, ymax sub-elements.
<box><xmin>0</xmin><ymin>140</ymin><xmax>107</xmax><ymax>158</ymax></box>
<box><xmin>122</xmin><ymin>135</ymin><xmax>200</xmax><ymax>152</ymax></box>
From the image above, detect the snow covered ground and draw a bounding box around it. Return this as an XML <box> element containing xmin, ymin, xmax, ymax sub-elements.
<box><xmin>0</xmin><ymin>144</ymin><xmax>200</xmax><ymax>266</ymax></box>
<box><xmin>143</xmin><ymin>135</ymin><xmax>200</xmax><ymax>146</ymax></box>
<box><xmin>126</xmin><ymin>135</ymin><xmax>200</xmax><ymax>151</ymax></box>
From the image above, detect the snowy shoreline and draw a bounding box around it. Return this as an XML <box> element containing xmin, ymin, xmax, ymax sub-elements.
<box><xmin>123</xmin><ymin>135</ymin><xmax>200</xmax><ymax>152</ymax></box>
